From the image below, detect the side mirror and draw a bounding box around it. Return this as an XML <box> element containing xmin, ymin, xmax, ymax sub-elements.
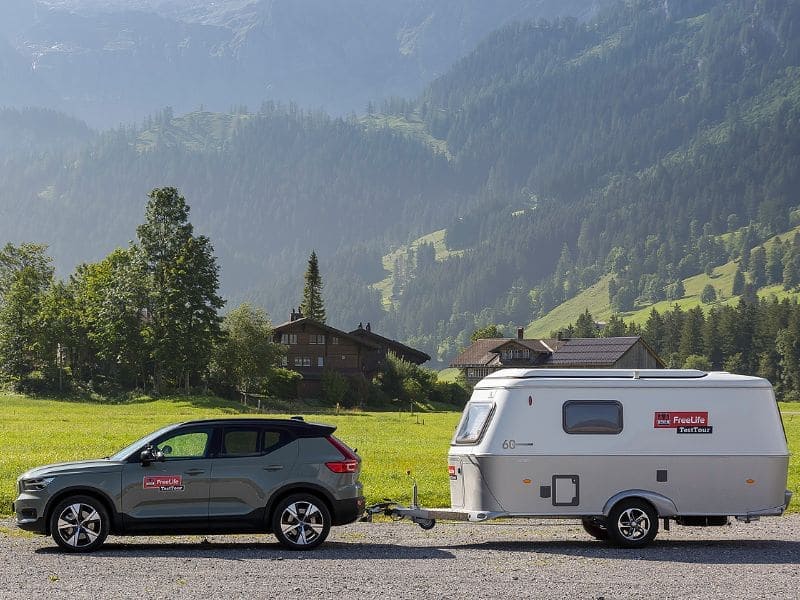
<box><xmin>140</xmin><ymin>447</ymin><xmax>154</xmax><ymax>466</ymax></box>
<box><xmin>140</xmin><ymin>445</ymin><xmax>165</xmax><ymax>466</ymax></box>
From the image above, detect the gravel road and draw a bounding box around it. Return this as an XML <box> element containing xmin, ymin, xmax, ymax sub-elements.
<box><xmin>2</xmin><ymin>516</ymin><xmax>799</xmax><ymax>599</ymax></box>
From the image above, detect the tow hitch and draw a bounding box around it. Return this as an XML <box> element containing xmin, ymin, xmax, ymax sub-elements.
<box><xmin>361</xmin><ymin>472</ymin><xmax>505</xmax><ymax>529</ymax></box>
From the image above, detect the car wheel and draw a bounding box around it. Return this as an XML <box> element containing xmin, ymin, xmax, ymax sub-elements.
<box><xmin>272</xmin><ymin>493</ymin><xmax>331</xmax><ymax>550</ymax></box>
<box><xmin>581</xmin><ymin>517</ymin><xmax>609</xmax><ymax>541</ymax></box>
<box><xmin>49</xmin><ymin>495</ymin><xmax>109</xmax><ymax>553</ymax></box>
<box><xmin>607</xmin><ymin>499</ymin><xmax>659</xmax><ymax>548</ymax></box>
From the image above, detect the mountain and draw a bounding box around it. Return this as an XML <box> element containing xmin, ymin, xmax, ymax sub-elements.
<box><xmin>1</xmin><ymin>0</ymin><xmax>800</xmax><ymax>368</ymax></box>
<box><xmin>0</xmin><ymin>0</ymin><xmax>609</xmax><ymax>127</ymax></box>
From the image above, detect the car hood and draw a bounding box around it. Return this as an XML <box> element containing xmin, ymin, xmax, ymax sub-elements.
<box><xmin>19</xmin><ymin>459</ymin><xmax>124</xmax><ymax>480</ymax></box>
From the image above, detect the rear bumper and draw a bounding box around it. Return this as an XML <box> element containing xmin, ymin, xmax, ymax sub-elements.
<box><xmin>331</xmin><ymin>496</ymin><xmax>365</xmax><ymax>526</ymax></box>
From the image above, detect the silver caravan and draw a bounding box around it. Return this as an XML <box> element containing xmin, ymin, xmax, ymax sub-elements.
<box><xmin>447</xmin><ymin>368</ymin><xmax>792</xmax><ymax>547</ymax></box>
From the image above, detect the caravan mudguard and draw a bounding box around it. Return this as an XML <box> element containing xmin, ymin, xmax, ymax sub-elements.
<box><xmin>602</xmin><ymin>489</ymin><xmax>678</xmax><ymax>518</ymax></box>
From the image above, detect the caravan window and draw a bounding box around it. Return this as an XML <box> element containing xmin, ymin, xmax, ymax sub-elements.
<box><xmin>563</xmin><ymin>401</ymin><xmax>622</xmax><ymax>434</ymax></box>
<box><xmin>454</xmin><ymin>402</ymin><xmax>495</xmax><ymax>444</ymax></box>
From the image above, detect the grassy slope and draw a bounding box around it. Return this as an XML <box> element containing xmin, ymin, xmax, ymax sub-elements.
<box><xmin>373</xmin><ymin>229</ymin><xmax>465</xmax><ymax>308</ymax></box>
<box><xmin>2</xmin><ymin>394</ymin><xmax>797</xmax><ymax>519</ymax></box>
<box><xmin>360</xmin><ymin>114</ymin><xmax>451</xmax><ymax>158</ymax></box>
<box><xmin>527</xmin><ymin>226</ymin><xmax>800</xmax><ymax>337</ymax></box>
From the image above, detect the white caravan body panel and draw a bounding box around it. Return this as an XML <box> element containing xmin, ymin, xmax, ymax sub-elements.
<box><xmin>448</xmin><ymin>370</ymin><xmax>790</xmax><ymax>518</ymax></box>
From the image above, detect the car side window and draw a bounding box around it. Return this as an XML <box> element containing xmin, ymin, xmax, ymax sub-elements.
<box><xmin>262</xmin><ymin>430</ymin><xmax>284</xmax><ymax>453</ymax></box>
<box><xmin>157</xmin><ymin>431</ymin><xmax>210</xmax><ymax>459</ymax></box>
<box><xmin>220</xmin><ymin>428</ymin><xmax>261</xmax><ymax>457</ymax></box>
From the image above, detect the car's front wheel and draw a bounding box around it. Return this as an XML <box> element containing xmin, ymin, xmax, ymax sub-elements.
<box><xmin>272</xmin><ymin>493</ymin><xmax>331</xmax><ymax>550</ymax></box>
<box><xmin>49</xmin><ymin>495</ymin><xmax>110</xmax><ymax>552</ymax></box>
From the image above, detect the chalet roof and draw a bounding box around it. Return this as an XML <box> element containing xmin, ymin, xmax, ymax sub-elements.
<box><xmin>450</xmin><ymin>336</ymin><xmax>664</xmax><ymax>369</ymax></box>
<box><xmin>349</xmin><ymin>327</ymin><xmax>431</xmax><ymax>364</ymax></box>
<box><xmin>273</xmin><ymin>317</ymin><xmax>382</xmax><ymax>349</ymax></box>
<box><xmin>450</xmin><ymin>338</ymin><xmax>550</xmax><ymax>368</ymax></box>
<box><xmin>545</xmin><ymin>337</ymin><xmax>663</xmax><ymax>367</ymax></box>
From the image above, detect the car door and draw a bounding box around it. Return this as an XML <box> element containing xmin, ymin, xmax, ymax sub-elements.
<box><xmin>120</xmin><ymin>426</ymin><xmax>214</xmax><ymax>533</ymax></box>
<box><xmin>208</xmin><ymin>425</ymin><xmax>298</xmax><ymax>530</ymax></box>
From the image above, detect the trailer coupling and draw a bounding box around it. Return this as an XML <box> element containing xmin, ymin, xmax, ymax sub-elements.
<box><xmin>360</xmin><ymin>478</ymin><xmax>505</xmax><ymax>530</ymax></box>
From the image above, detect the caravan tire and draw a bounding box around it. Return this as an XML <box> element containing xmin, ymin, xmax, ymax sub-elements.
<box><xmin>581</xmin><ymin>518</ymin><xmax>609</xmax><ymax>541</ymax></box>
<box><xmin>607</xmin><ymin>499</ymin><xmax>658</xmax><ymax>548</ymax></box>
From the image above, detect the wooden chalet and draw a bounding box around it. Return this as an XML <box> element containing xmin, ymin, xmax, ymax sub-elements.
<box><xmin>450</xmin><ymin>328</ymin><xmax>664</xmax><ymax>385</ymax></box>
<box><xmin>273</xmin><ymin>310</ymin><xmax>430</xmax><ymax>398</ymax></box>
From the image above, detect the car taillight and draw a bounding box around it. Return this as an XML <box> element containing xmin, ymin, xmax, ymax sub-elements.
<box><xmin>326</xmin><ymin>460</ymin><xmax>359</xmax><ymax>473</ymax></box>
<box><xmin>325</xmin><ymin>436</ymin><xmax>360</xmax><ymax>474</ymax></box>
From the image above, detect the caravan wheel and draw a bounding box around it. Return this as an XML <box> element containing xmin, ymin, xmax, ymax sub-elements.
<box><xmin>607</xmin><ymin>499</ymin><xmax>658</xmax><ymax>548</ymax></box>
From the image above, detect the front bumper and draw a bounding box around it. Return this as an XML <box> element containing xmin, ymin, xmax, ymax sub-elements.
<box><xmin>12</xmin><ymin>499</ymin><xmax>48</xmax><ymax>534</ymax></box>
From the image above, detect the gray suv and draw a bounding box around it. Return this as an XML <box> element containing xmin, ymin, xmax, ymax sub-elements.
<box><xmin>13</xmin><ymin>418</ymin><xmax>364</xmax><ymax>552</ymax></box>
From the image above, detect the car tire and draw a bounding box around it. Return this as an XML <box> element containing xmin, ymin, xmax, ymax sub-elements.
<box><xmin>49</xmin><ymin>495</ymin><xmax>110</xmax><ymax>553</ymax></box>
<box><xmin>581</xmin><ymin>517</ymin><xmax>609</xmax><ymax>541</ymax></box>
<box><xmin>271</xmin><ymin>493</ymin><xmax>331</xmax><ymax>550</ymax></box>
<box><xmin>607</xmin><ymin>499</ymin><xmax>659</xmax><ymax>548</ymax></box>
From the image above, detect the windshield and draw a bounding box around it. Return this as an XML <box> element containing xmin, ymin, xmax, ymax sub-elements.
<box><xmin>108</xmin><ymin>424</ymin><xmax>181</xmax><ymax>461</ymax></box>
<box><xmin>453</xmin><ymin>402</ymin><xmax>495</xmax><ymax>444</ymax></box>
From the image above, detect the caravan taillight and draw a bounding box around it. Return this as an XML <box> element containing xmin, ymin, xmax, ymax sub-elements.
<box><xmin>448</xmin><ymin>465</ymin><xmax>456</xmax><ymax>476</ymax></box>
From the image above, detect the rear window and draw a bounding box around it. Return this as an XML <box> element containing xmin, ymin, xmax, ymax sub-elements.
<box><xmin>454</xmin><ymin>402</ymin><xmax>495</xmax><ymax>444</ymax></box>
<box><xmin>563</xmin><ymin>401</ymin><xmax>623</xmax><ymax>434</ymax></box>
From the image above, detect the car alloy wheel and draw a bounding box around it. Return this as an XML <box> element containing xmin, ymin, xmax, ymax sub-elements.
<box><xmin>272</xmin><ymin>494</ymin><xmax>331</xmax><ymax>550</ymax></box>
<box><xmin>50</xmin><ymin>495</ymin><xmax>109</xmax><ymax>552</ymax></box>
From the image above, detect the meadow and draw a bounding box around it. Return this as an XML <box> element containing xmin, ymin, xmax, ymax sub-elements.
<box><xmin>0</xmin><ymin>393</ymin><xmax>460</xmax><ymax>515</ymax></box>
<box><xmin>1</xmin><ymin>394</ymin><xmax>797</xmax><ymax>517</ymax></box>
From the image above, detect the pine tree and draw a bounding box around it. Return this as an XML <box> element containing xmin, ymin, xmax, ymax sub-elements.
<box><xmin>300</xmin><ymin>250</ymin><xmax>326</xmax><ymax>323</ymax></box>
<box><xmin>732</xmin><ymin>267</ymin><xmax>745</xmax><ymax>295</ymax></box>
<box><xmin>137</xmin><ymin>187</ymin><xmax>224</xmax><ymax>393</ymax></box>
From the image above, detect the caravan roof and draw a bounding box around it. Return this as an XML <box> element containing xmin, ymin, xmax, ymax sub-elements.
<box><xmin>477</xmin><ymin>369</ymin><xmax>771</xmax><ymax>389</ymax></box>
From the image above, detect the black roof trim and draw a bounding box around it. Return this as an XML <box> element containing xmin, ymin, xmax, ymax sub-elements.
<box><xmin>179</xmin><ymin>418</ymin><xmax>336</xmax><ymax>436</ymax></box>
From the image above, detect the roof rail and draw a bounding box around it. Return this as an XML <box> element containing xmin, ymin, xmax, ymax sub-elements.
<box><xmin>485</xmin><ymin>368</ymin><xmax>708</xmax><ymax>380</ymax></box>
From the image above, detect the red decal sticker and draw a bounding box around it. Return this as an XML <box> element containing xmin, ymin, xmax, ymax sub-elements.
<box><xmin>654</xmin><ymin>412</ymin><xmax>709</xmax><ymax>428</ymax></box>
<box><xmin>143</xmin><ymin>475</ymin><xmax>184</xmax><ymax>491</ymax></box>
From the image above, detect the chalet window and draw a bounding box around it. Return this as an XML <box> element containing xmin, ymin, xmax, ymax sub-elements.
<box><xmin>563</xmin><ymin>401</ymin><xmax>623</xmax><ymax>434</ymax></box>
<box><xmin>332</xmin><ymin>337</ymin><xmax>339</xmax><ymax>345</ymax></box>
<box><xmin>309</xmin><ymin>334</ymin><xmax>326</xmax><ymax>345</ymax></box>
<box><xmin>294</xmin><ymin>356</ymin><xmax>311</xmax><ymax>367</ymax></box>
<box><xmin>281</xmin><ymin>333</ymin><xmax>297</xmax><ymax>345</ymax></box>
<box><xmin>318</xmin><ymin>357</ymin><xmax>324</xmax><ymax>367</ymax></box>
<box><xmin>280</xmin><ymin>356</ymin><xmax>288</xmax><ymax>367</ymax></box>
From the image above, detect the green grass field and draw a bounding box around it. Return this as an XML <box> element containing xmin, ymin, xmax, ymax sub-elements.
<box><xmin>0</xmin><ymin>394</ymin><xmax>460</xmax><ymax>515</ymax></box>
<box><xmin>2</xmin><ymin>394</ymin><xmax>797</xmax><ymax>518</ymax></box>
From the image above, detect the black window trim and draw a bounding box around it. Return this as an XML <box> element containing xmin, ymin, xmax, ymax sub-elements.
<box><xmin>562</xmin><ymin>400</ymin><xmax>623</xmax><ymax>435</ymax></box>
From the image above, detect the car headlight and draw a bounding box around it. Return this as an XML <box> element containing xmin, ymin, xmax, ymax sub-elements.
<box><xmin>20</xmin><ymin>477</ymin><xmax>55</xmax><ymax>492</ymax></box>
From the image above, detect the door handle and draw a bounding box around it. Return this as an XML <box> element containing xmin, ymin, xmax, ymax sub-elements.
<box><xmin>263</xmin><ymin>465</ymin><xmax>284</xmax><ymax>471</ymax></box>
<box><xmin>184</xmin><ymin>469</ymin><xmax>205</xmax><ymax>475</ymax></box>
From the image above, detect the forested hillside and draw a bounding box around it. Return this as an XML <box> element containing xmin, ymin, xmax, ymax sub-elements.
<box><xmin>1</xmin><ymin>0</ymin><xmax>800</xmax><ymax>370</ymax></box>
<box><xmin>382</xmin><ymin>0</ymin><xmax>800</xmax><ymax>360</ymax></box>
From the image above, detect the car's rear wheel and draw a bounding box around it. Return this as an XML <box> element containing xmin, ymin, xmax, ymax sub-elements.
<box><xmin>272</xmin><ymin>493</ymin><xmax>331</xmax><ymax>550</ymax></box>
<box><xmin>49</xmin><ymin>495</ymin><xmax>109</xmax><ymax>552</ymax></box>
